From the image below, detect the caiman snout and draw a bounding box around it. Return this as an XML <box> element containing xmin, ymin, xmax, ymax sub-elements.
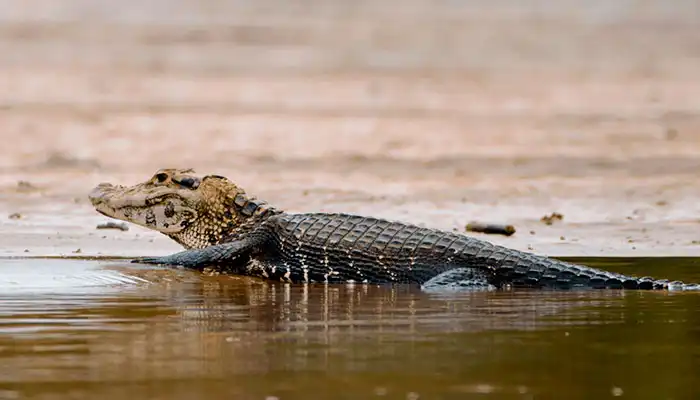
<box><xmin>88</xmin><ymin>183</ymin><xmax>116</xmax><ymax>206</ymax></box>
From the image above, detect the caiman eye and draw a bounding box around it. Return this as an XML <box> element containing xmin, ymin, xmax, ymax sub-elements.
<box><xmin>154</xmin><ymin>173</ymin><xmax>169</xmax><ymax>183</ymax></box>
<box><xmin>175</xmin><ymin>177</ymin><xmax>200</xmax><ymax>189</ymax></box>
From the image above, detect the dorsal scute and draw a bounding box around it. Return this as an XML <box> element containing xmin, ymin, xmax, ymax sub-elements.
<box><xmin>232</xmin><ymin>192</ymin><xmax>274</xmax><ymax>217</ymax></box>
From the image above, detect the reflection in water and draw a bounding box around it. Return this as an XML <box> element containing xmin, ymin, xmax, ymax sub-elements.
<box><xmin>182</xmin><ymin>278</ymin><xmax>627</xmax><ymax>335</ymax></box>
<box><xmin>0</xmin><ymin>258</ymin><xmax>699</xmax><ymax>399</ymax></box>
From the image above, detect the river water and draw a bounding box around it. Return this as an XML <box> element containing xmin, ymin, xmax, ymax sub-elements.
<box><xmin>0</xmin><ymin>257</ymin><xmax>698</xmax><ymax>399</ymax></box>
<box><xmin>1</xmin><ymin>1</ymin><xmax>699</xmax><ymax>398</ymax></box>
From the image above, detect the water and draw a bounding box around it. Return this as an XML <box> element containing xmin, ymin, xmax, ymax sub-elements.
<box><xmin>0</xmin><ymin>257</ymin><xmax>699</xmax><ymax>399</ymax></box>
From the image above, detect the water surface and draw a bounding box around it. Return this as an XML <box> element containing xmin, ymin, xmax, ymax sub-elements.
<box><xmin>0</xmin><ymin>257</ymin><xmax>699</xmax><ymax>399</ymax></box>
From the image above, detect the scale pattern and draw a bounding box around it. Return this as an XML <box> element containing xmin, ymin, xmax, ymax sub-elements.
<box><xmin>257</xmin><ymin>213</ymin><xmax>697</xmax><ymax>290</ymax></box>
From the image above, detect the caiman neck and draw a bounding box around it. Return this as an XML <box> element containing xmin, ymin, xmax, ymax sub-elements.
<box><xmin>168</xmin><ymin>190</ymin><xmax>284</xmax><ymax>250</ymax></box>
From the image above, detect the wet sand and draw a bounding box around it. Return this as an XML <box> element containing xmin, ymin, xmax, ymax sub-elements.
<box><xmin>1</xmin><ymin>0</ymin><xmax>700</xmax><ymax>261</ymax></box>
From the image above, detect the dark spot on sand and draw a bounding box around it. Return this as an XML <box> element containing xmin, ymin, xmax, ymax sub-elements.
<box><xmin>541</xmin><ymin>212</ymin><xmax>564</xmax><ymax>225</ymax></box>
<box><xmin>96</xmin><ymin>221</ymin><xmax>129</xmax><ymax>231</ymax></box>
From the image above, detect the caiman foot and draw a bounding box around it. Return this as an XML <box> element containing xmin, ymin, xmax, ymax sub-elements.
<box><xmin>130</xmin><ymin>249</ymin><xmax>213</xmax><ymax>269</ymax></box>
<box><xmin>130</xmin><ymin>238</ymin><xmax>263</xmax><ymax>270</ymax></box>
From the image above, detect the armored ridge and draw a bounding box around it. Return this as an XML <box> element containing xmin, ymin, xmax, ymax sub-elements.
<box><xmin>88</xmin><ymin>169</ymin><xmax>700</xmax><ymax>291</ymax></box>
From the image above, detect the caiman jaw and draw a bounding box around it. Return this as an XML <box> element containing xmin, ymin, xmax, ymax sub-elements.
<box><xmin>89</xmin><ymin>183</ymin><xmax>127</xmax><ymax>217</ymax></box>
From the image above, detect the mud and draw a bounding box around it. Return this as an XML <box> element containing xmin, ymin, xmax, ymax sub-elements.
<box><xmin>1</xmin><ymin>0</ymin><xmax>700</xmax><ymax>261</ymax></box>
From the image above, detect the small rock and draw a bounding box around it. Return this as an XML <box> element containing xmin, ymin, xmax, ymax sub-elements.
<box><xmin>540</xmin><ymin>212</ymin><xmax>564</xmax><ymax>225</ymax></box>
<box><xmin>559</xmin><ymin>236</ymin><xmax>566</xmax><ymax>241</ymax></box>
<box><xmin>73</xmin><ymin>248</ymin><xmax>82</xmax><ymax>254</ymax></box>
<box><xmin>96</xmin><ymin>221</ymin><xmax>129</xmax><ymax>231</ymax></box>
<box><xmin>465</xmin><ymin>222</ymin><xmax>516</xmax><ymax>236</ymax></box>
<box><xmin>8</xmin><ymin>213</ymin><xmax>22</xmax><ymax>220</ymax></box>
<box><xmin>23</xmin><ymin>249</ymin><xmax>29</xmax><ymax>253</ymax></box>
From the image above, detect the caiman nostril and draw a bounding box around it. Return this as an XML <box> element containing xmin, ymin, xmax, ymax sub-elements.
<box><xmin>88</xmin><ymin>183</ymin><xmax>117</xmax><ymax>205</ymax></box>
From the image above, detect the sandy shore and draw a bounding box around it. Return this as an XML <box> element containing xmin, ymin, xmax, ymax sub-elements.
<box><xmin>1</xmin><ymin>0</ymin><xmax>700</xmax><ymax>260</ymax></box>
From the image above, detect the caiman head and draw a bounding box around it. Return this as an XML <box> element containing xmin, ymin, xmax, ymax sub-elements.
<box><xmin>88</xmin><ymin>168</ymin><xmax>277</xmax><ymax>249</ymax></box>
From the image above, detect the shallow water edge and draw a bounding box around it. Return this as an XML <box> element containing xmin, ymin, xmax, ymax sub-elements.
<box><xmin>0</xmin><ymin>256</ymin><xmax>699</xmax><ymax>399</ymax></box>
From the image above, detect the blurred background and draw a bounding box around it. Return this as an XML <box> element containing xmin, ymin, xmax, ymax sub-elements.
<box><xmin>1</xmin><ymin>4</ymin><xmax>700</xmax><ymax>397</ymax></box>
<box><xmin>1</xmin><ymin>0</ymin><xmax>700</xmax><ymax>256</ymax></box>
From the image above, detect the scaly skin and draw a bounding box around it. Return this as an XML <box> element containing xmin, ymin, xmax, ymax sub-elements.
<box><xmin>88</xmin><ymin>169</ymin><xmax>700</xmax><ymax>291</ymax></box>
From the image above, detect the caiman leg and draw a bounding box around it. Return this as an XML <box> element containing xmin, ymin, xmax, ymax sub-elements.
<box><xmin>132</xmin><ymin>235</ymin><xmax>266</xmax><ymax>269</ymax></box>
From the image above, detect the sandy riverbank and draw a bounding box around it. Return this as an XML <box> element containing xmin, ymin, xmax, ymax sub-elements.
<box><xmin>1</xmin><ymin>0</ymin><xmax>699</xmax><ymax>260</ymax></box>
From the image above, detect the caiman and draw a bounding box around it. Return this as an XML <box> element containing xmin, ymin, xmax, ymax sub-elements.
<box><xmin>88</xmin><ymin>168</ymin><xmax>700</xmax><ymax>291</ymax></box>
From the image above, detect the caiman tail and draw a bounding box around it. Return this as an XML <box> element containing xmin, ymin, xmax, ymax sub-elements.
<box><xmin>471</xmin><ymin>245</ymin><xmax>700</xmax><ymax>291</ymax></box>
